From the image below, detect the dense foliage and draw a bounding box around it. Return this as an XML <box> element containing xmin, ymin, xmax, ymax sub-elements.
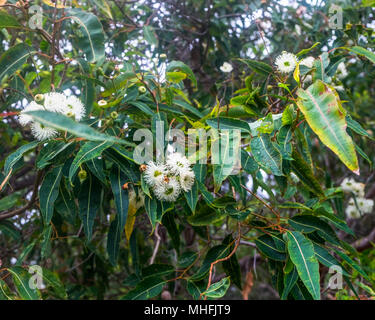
<box><xmin>0</xmin><ymin>0</ymin><xmax>375</xmax><ymax>300</ymax></box>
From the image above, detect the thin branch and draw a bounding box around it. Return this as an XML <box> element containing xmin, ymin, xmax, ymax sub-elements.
<box><xmin>149</xmin><ymin>223</ymin><xmax>161</xmax><ymax>265</ymax></box>
<box><xmin>0</xmin><ymin>171</ymin><xmax>43</xmax><ymax>221</ymax></box>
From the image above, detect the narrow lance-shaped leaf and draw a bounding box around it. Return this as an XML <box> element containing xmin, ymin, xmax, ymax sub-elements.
<box><xmin>66</xmin><ymin>9</ymin><xmax>105</xmax><ymax>63</ymax></box>
<box><xmin>0</xmin><ymin>11</ymin><xmax>22</xmax><ymax>29</ymax></box>
<box><xmin>107</xmin><ymin>166</ymin><xmax>129</xmax><ymax>265</ymax></box>
<box><xmin>202</xmin><ymin>277</ymin><xmax>231</xmax><ymax>299</ymax></box>
<box><xmin>25</xmin><ymin>110</ymin><xmax>131</xmax><ymax>145</ymax></box>
<box><xmin>7</xmin><ymin>267</ymin><xmax>41</xmax><ymax>300</ymax></box>
<box><xmin>0</xmin><ymin>44</ymin><xmax>36</xmax><ymax>82</ymax></box>
<box><xmin>69</xmin><ymin>141</ymin><xmax>113</xmax><ymax>182</ymax></box>
<box><xmin>296</xmin><ymin>80</ymin><xmax>359</xmax><ymax>174</ymax></box>
<box><xmin>287</xmin><ymin>231</ymin><xmax>321</xmax><ymax>300</ymax></box>
<box><xmin>39</xmin><ymin>166</ymin><xmax>63</xmax><ymax>224</ymax></box>
<box><xmin>251</xmin><ymin>134</ymin><xmax>283</xmax><ymax>176</ymax></box>
<box><xmin>76</xmin><ymin>58</ymin><xmax>95</xmax><ymax>115</ymax></box>
<box><xmin>78</xmin><ymin>174</ymin><xmax>101</xmax><ymax>241</ymax></box>
<box><xmin>1</xmin><ymin>141</ymin><xmax>39</xmax><ymax>190</ymax></box>
<box><xmin>348</xmin><ymin>46</ymin><xmax>375</xmax><ymax>65</ymax></box>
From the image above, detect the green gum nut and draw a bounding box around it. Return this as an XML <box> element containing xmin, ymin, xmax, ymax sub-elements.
<box><xmin>78</xmin><ymin>170</ymin><xmax>87</xmax><ymax>182</ymax></box>
<box><xmin>110</xmin><ymin>111</ymin><xmax>118</xmax><ymax>119</ymax></box>
<box><xmin>138</xmin><ymin>86</ymin><xmax>147</xmax><ymax>93</ymax></box>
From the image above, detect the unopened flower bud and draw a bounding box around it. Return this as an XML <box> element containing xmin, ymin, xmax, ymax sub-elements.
<box><xmin>35</xmin><ymin>94</ymin><xmax>44</xmax><ymax>102</ymax></box>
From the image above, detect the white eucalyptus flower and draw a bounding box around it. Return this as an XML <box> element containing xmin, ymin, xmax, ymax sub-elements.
<box><xmin>43</xmin><ymin>92</ymin><xmax>68</xmax><ymax>113</ymax></box>
<box><xmin>345</xmin><ymin>204</ymin><xmax>361</xmax><ymax>219</ymax></box>
<box><xmin>144</xmin><ymin>162</ymin><xmax>166</xmax><ymax>187</ymax></box>
<box><xmin>336</xmin><ymin>62</ymin><xmax>348</xmax><ymax>79</ymax></box>
<box><xmin>30</xmin><ymin>122</ymin><xmax>58</xmax><ymax>141</ymax></box>
<box><xmin>300</xmin><ymin>56</ymin><xmax>315</xmax><ymax>68</ymax></box>
<box><xmin>18</xmin><ymin>101</ymin><xmax>44</xmax><ymax>126</ymax></box>
<box><xmin>180</xmin><ymin>170</ymin><xmax>195</xmax><ymax>192</ymax></box>
<box><xmin>275</xmin><ymin>51</ymin><xmax>298</xmax><ymax>73</ymax></box>
<box><xmin>166</xmin><ymin>152</ymin><xmax>191</xmax><ymax>175</ymax></box>
<box><xmin>341</xmin><ymin>178</ymin><xmax>365</xmax><ymax>197</ymax></box>
<box><xmin>357</xmin><ymin>198</ymin><xmax>374</xmax><ymax>214</ymax></box>
<box><xmin>63</xmin><ymin>95</ymin><xmax>85</xmax><ymax>121</ymax></box>
<box><xmin>220</xmin><ymin>62</ymin><xmax>233</xmax><ymax>73</ymax></box>
<box><xmin>154</xmin><ymin>177</ymin><xmax>181</xmax><ymax>202</ymax></box>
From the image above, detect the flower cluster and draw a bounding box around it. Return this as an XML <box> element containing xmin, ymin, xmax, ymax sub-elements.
<box><xmin>143</xmin><ymin>152</ymin><xmax>195</xmax><ymax>202</ymax></box>
<box><xmin>341</xmin><ymin>178</ymin><xmax>374</xmax><ymax>219</ymax></box>
<box><xmin>18</xmin><ymin>92</ymin><xmax>85</xmax><ymax>141</ymax></box>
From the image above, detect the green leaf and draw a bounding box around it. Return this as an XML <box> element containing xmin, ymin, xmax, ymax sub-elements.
<box><xmin>206</xmin><ymin>117</ymin><xmax>251</xmax><ymax>133</ymax></box>
<box><xmin>86</xmin><ymin>158</ymin><xmax>107</xmax><ymax>184</ymax></box>
<box><xmin>128</xmin><ymin>101</ymin><xmax>154</xmax><ymax>116</ymax></box>
<box><xmin>281</xmin><ymin>267</ymin><xmax>299</xmax><ymax>300</ymax></box>
<box><xmin>76</xmin><ymin>58</ymin><xmax>95</xmax><ymax>115</ymax></box>
<box><xmin>16</xmin><ymin>242</ymin><xmax>36</xmax><ymax>266</ymax></box>
<box><xmin>222</xmin><ymin>235</ymin><xmax>242</xmax><ymax>289</ymax></box>
<box><xmin>202</xmin><ymin>277</ymin><xmax>230</xmax><ymax>299</ymax></box>
<box><xmin>144</xmin><ymin>196</ymin><xmax>158</xmax><ymax>230</ymax></box>
<box><xmin>0</xmin><ymin>43</ymin><xmax>36</xmax><ymax>82</ymax></box>
<box><xmin>25</xmin><ymin>110</ymin><xmax>130</xmax><ymax>145</ymax></box>
<box><xmin>346</xmin><ymin>115</ymin><xmax>373</xmax><ymax>139</ymax></box>
<box><xmin>255</xmin><ymin>234</ymin><xmax>287</xmax><ymax>261</ymax></box>
<box><xmin>187</xmin><ymin>207</ymin><xmax>227</xmax><ymax>226</ymax></box>
<box><xmin>69</xmin><ymin>141</ymin><xmax>113</xmax><ymax>182</ymax></box>
<box><xmin>251</xmin><ymin>134</ymin><xmax>283</xmax><ymax>176</ymax></box>
<box><xmin>107</xmin><ymin>166</ymin><xmax>129</xmax><ymax>265</ymax></box>
<box><xmin>184</xmin><ymin>180</ymin><xmax>198</xmax><ymax>213</ymax></box>
<box><xmin>121</xmin><ymin>276</ymin><xmax>165</xmax><ymax>300</ymax></box>
<box><xmin>166</xmin><ymin>61</ymin><xmax>197</xmax><ymax>87</ymax></box>
<box><xmin>190</xmin><ymin>244</ymin><xmax>231</xmax><ymax>281</ymax></box>
<box><xmin>0</xmin><ymin>221</ymin><xmax>21</xmax><ymax>240</ymax></box>
<box><xmin>0</xmin><ymin>280</ymin><xmax>13</xmax><ymax>300</ymax></box>
<box><xmin>348</xmin><ymin>46</ymin><xmax>375</xmax><ymax>64</ymax></box>
<box><xmin>55</xmin><ymin>181</ymin><xmax>77</xmax><ymax>224</ymax></box>
<box><xmin>39</xmin><ymin>166</ymin><xmax>63</xmax><ymax>224</ymax></box>
<box><xmin>212</xmin><ymin>129</ymin><xmax>241</xmax><ymax>191</ymax></box>
<box><xmin>166</xmin><ymin>71</ymin><xmax>187</xmax><ymax>83</ymax></box>
<box><xmin>0</xmin><ymin>11</ymin><xmax>22</xmax><ymax>28</ymax></box>
<box><xmin>8</xmin><ymin>267</ymin><xmax>41</xmax><ymax>300</ymax></box>
<box><xmin>296</xmin><ymin>80</ymin><xmax>359</xmax><ymax>174</ymax></box>
<box><xmin>162</xmin><ymin>211</ymin><xmax>180</xmax><ymax>252</ymax></box>
<box><xmin>33</xmin><ymin>267</ymin><xmax>67</xmax><ymax>299</ymax></box>
<box><xmin>237</xmin><ymin>58</ymin><xmax>273</xmax><ymax>76</ymax></box>
<box><xmin>290</xmin><ymin>149</ymin><xmax>325</xmax><ymax>197</ymax></box>
<box><xmin>41</xmin><ymin>225</ymin><xmax>53</xmax><ymax>259</ymax></box>
<box><xmin>241</xmin><ymin>149</ymin><xmax>258</xmax><ymax>173</ymax></box>
<box><xmin>333</xmin><ymin>249</ymin><xmax>370</xmax><ymax>281</ymax></box>
<box><xmin>186</xmin><ymin>280</ymin><xmax>206</xmax><ymax>300</ymax></box>
<box><xmin>0</xmin><ymin>193</ymin><xmax>19</xmax><ymax>211</ymax></box>
<box><xmin>143</xmin><ymin>25</ymin><xmax>158</xmax><ymax>46</ymax></box>
<box><xmin>78</xmin><ymin>174</ymin><xmax>101</xmax><ymax>241</ymax></box>
<box><xmin>289</xmin><ymin>215</ymin><xmax>340</xmax><ymax>246</ymax></box>
<box><xmin>296</xmin><ymin>42</ymin><xmax>320</xmax><ymax>57</ymax></box>
<box><xmin>1</xmin><ymin>141</ymin><xmax>39</xmax><ymax>190</ymax></box>
<box><xmin>36</xmin><ymin>141</ymin><xmax>75</xmax><ymax>169</ymax></box>
<box><xmin>89</xmin><ymin>0</ymin><xmax>113</xmax><ymax>19</ymax></box>
<box><xmin>286</xmin><ymin>231</ymin><xmax>320</xmax><ymax>300</ymax></box>
<box><xmin>66</xmin><ymin>9</ymin><xmax>105</xmax><ymax>62</ymax></box>
<box><xmin>313</xmin><ymin>243</ymin><xmax>350</xmax><ymax>277</ymax></box>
